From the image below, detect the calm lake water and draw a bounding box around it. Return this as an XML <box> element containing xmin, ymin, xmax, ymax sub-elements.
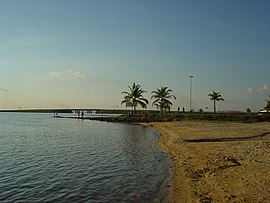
<box><xmin>0</xmin><ymin>113</ymin><xmax>170</xmax><ymax>202</ymax></box>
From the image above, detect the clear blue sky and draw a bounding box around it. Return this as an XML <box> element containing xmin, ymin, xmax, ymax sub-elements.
<box><xmin>0</xmin><ymin>0</ymin><xmax>269</xmax><ymax>111</ymax></box>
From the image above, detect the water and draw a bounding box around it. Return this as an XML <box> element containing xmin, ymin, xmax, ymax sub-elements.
<box><xmin>0</xmin><ymin>113</ymin><xmax>170</xmax><ymax>202</ymax></box>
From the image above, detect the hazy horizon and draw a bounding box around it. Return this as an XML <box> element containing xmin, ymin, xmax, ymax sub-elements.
<box><xmin>1</xmin><ymin>0</ymin><xmax>270</xmax><ymax>112</ymax></box>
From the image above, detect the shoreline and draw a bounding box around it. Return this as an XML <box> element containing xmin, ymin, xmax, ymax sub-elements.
<box><xmin>145</xmin><ymin>121</ymin><xmax>270</xmax><ymax>202</ymax></box>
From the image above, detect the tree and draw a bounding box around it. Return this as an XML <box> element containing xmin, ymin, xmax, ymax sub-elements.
<box><xmin>121</xmin><ymin>82</ymin><xmax>149</xmax><ymax>113</ymax></box>
<box><xmin>246</xmin><ymin>108</ymin><xmax>251</xmax><ymax>115</ymax></box>
<box><xmin>265</xmin><ymin>95</ymin><xmax>270</xmax><ymax>112</ymax></box>
<box><xmin>151</xmin><ymin>86</ymin><xmax>176</xmax><ymax>114</ymax></box>
<box><xmin>208</xmin><ymin>90</ymin><xmax>224</xmax><ymax>113</ymax></box>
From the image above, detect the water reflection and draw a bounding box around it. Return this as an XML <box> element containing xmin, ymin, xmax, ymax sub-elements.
<box><xmin>0</xmin><ymin>113</ymin><xmax>169</xmax><ymax>202</ymax></box>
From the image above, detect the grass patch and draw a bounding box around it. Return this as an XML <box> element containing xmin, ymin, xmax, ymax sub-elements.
<box><xmin>101</xmin><ymin>113</ymin><xmax>270</xmax><ymax>123</ymax></box>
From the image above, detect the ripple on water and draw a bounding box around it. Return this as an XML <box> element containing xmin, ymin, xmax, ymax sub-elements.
<box><xmin>0</xmin><ymin>113</ymin><xmax>170</xmax><ymax>202</ymax></box>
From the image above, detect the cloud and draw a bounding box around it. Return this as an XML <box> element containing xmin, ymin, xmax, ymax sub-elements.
<box><xmin>246</xmin><ymin>84</ymin><xmax>269</xmax><ymax>95</ymax></box>
<box><xmin>258</xmin><ymin>84</ymin><xmax>268</xmax><ymax>92</ymax></box>
<box><xmin>246</xmin><ymin>87</ymin><xmax>254</xmax><ymax>95</ymax></box>
<box><xmin>0</xmin><ymin>88</ymin><xmax>8</xmax><ymax>94</ymax></box>
<box><xmin>50</xmin><ymin>70</ymin><xmax>86</xmax><ymax>80</ymax></box>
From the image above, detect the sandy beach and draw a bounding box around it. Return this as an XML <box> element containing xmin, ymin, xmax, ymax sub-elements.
<box><xmin>145</xmin><ymin>121</ymin><xmax>270</xmax><ymax>203</ymax></box>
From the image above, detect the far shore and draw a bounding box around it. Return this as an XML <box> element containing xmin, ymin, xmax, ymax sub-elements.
<box><xmin>144</xmin><ymin>121</ymin><xmax>270</xmax><ymax>202</ymax></box>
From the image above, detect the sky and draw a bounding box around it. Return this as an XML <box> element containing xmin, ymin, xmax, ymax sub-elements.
<box><xmin>0</xmin><ymin>0</ymin><xmax>270</xmax><ymax>112</ymax></box>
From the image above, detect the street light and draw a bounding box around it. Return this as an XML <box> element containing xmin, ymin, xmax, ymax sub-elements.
<box><xmin>189</xmin><ymin>75</ymin><xmax>193</xmax><ymax>112</ymax></box>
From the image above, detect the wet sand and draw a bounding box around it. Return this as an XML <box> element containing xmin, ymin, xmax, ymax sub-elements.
<box><xmin>145</xmin><ymin>121</ymin><xmax>270</xmax><ymax>203</ymax></box>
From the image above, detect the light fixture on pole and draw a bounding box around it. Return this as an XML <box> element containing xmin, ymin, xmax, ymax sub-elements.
<box><xmin>189</xmin><ymin>75</ymin><xmax>193</xmax><ymax>112</ymax></box>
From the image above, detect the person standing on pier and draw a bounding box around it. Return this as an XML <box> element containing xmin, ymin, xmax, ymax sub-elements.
<box><xmin>81</xmin><ymin>111</ymin><xmax>84</xmax><ymax>118</ymax></box>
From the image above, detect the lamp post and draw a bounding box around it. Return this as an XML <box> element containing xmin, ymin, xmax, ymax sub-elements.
<box><xmin>189</xmin><ymin>75</ymin><xmax>193</xmax><ymax>112</ymax></box>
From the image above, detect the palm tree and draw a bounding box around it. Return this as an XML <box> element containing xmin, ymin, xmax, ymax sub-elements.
<box><xmin>151</xmin><ymin>86</ymin><xmax>176</xmax><ymax>114</ymax></box>
<box><xmin>208</xmin><ymin>90</ymin><xmax>224</xmax><ymax>113</ymax></box>
<box><xmin>121</xmin><ymin>82</ymin><xmax>149</xmax><ymax>113</ymax></box>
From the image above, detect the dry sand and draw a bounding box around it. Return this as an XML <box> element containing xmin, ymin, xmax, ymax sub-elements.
<box><xmin>145</xmin><ymin>121</ymin><xmax>270</xmax><ymax>203</ymax></box>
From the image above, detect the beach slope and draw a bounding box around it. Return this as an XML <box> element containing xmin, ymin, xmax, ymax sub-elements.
<box><xmin>146</xmin><ymin>121</ymin><xmax>270</xmax><ymax>203</ymax></box>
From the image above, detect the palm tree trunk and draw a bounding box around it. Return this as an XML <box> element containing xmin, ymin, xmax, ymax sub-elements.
<box><xmin>160</xmin><ymin>102</ymin><xmax>164</xmax><ymax>114</ymax></box>
<box><xmin>214</xmin><ymin>100</ymin><xmax>216</xmax><ymax>113</ymax></box>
